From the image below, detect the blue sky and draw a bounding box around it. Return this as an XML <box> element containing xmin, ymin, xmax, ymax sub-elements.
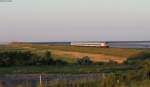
<box><xmin>0</xmin><ymin>0</ymin><xmax>150</xmax><ymax>42</ymax></box>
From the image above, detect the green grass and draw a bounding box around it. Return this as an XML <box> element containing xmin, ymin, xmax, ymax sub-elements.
<box><xmin>52</xmin><ymin>54</ymin><xmax>77</xmax><ymax>63</ymax></box>
<box><xmin>9</xmin><ymin>44</ymin><xmax>150</xmax><ymax>58</ymax></box>
<box><xmin>0</xmin><ymin>65</ymin><xmax>136</xmax><ymax>74</ymax></box>
<box><xmin>0</xmin><ymin>45</ymin><xmax>149</xmax><ymax>87</ymax></box>
<box><xmin>33</xmin><ymin>45</ymin><xmax>145</xmax><ymax>57</ymax></box>
<box><xmin>0</xmin><ymin>66</ymin><xmax>103</xmax><ymax>74</ymax></box>
<box><xmin>116</xmin><ymin>80</ymin><xmax>150</xmax><ymax>87</ymax></box>
<box><xmin>47</xmin><ymin>80</ymin><xmax>150</xmax><ymax>87</ymax></box>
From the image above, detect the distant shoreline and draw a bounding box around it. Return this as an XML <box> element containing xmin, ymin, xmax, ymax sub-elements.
<box><xmin>1</xmin><ymin>41</ymin><xmax>150</xmax><ymax>48</ymax></box>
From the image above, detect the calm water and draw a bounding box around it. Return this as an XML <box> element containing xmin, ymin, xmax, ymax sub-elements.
<box><xmin>108</xmin><ymin>42</ymin><xmax>150</xmax><ymax>48</ymax></box>
<box><xmin>71</xmin><ymin>41</ymin><xmax>150</xmax><ymax>48</ymax></box>
<box><xmin>1</xmin><ymin>41</ymin><xmax>150</xmax><ymax>48</ymax></box>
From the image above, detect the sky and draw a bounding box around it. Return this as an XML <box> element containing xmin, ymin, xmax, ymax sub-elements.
<box><xmin>0</xmin><ymin>0</ymin><xmax>150</xmax><ymax>42</ymax></box>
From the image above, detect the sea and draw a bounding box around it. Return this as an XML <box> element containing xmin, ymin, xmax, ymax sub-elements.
<box><xmin>1</xmin><ymin>41</ymin><xmax>150</xmax><ymax>48</ymax></box>
<box><xmin>107</xmin><ymin>41</ymin><xmax>150</xmax><ymax>48</ymax></box>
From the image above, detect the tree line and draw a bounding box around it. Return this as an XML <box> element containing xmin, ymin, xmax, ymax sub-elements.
<box><xmin>0</xmin><ymin>50</ymin><xmax>68</xmax><ymax>66</ymax></box>
<box><xmin>0</xmin><ymin>50</ymin><xmax>118</xmax><ymax>66</ymax></box>
<box><xmin>0</xmin><ymin>50</ymin><xmax>150</xmax><ymax>87</ymax></box>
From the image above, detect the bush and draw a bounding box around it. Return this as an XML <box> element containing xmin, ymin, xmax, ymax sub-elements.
<box><xmin>54</xmin><ymin>59</ymin><xmax>68</xmax><ymax>65</ymax></box>
<box><xmin>27</xmin><ymin>51</ymin><xmax>56</xmax><ymax>65</ymax></box>
<box><xmin>0</xmin><ymin>51</ymin><xmax>32</xmax><ymax>66</ymax></box>
<box><xmin>139</xmin><ymin>59</ymin><xmax>150</xmax><ymax>79</ymax></box>
<box><xmin>124</xmin><ymin>51</ymin><xmax>150</xmax><ymax>64</ymax></box>
<box><xmin>76</xmin><ymin>56</ymin><xmax>93</xmax><ymax>65</ymax></box>
<box><xmin>0</xmin><ymin>50</ymin><xmax>70</xmax><ymax>66</ymax></box>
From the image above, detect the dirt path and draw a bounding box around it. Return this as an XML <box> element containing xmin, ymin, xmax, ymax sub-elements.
<box><xmin>51</xmin><ymin>50</ymin><xmax>126</xmax><ymax>63</ymax></box>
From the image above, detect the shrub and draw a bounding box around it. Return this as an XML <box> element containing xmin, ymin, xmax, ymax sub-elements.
<box><xmin>0</xmin><ymin>51</ymin><xmax>32</xmax><ymax>66</ymax></box>
<box><xmin>30</xmin><ymin>51</ymin><xmax>55</xmax><ymax>65</ymax></box>
<box><xmin>0</xmin><ymin>50</ymin><xmax>70</xmax><ymax>66</ymax></box>
<box><xmin>76</xmin><ymin>56</ymin><xmax>93</xmax><ymax>65</ymax></box>
<box><xmin>0</xmin><ymin>50</ymin><xmax>54</xmax><ymax>66</ymax></box>
<box><xmin>54</xmin><ymin>59</ymin><xmax>68</xmax><ymax>65</ymax></box>
<box><xmin>124</xmin><ymin>51</ymin><xmax>150</xmax><ymax>64</ymax></box>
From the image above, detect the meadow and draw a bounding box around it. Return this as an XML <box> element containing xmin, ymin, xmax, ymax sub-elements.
<box><xmin>10</xmin><ymin>44</ymin><xmax>150</xmax><ymax>63</ymax></box>
<box><xmin>0</xmin><ymin>44</ymin><xmax>149</xmax><ymax>87</ymax></box>
<box><xmin>22</xmin><ymin>45</ymin><xmax>143</xmax><ymax>57</ymax></box>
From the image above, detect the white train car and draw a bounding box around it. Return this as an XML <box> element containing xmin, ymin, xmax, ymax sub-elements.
<box><xmin>71</xmin><ymin>42</ymin><xmax>109</xmax><ymax>48</ymax></box>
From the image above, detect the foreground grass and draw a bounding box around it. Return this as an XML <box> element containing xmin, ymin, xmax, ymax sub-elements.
<box><xmin>0</xmin><ymin>78</ymin><xmax>149</xmax><ymax>87</ymax></box>
<box><xmin>0</xmin><ymin>65</ymin><xmax>136</xmax><ymax>74</ymax></box>
<box><xmin>47</xmin><ymin>80</ymin><xmax>150</xmax><ymax>87</ymax></box>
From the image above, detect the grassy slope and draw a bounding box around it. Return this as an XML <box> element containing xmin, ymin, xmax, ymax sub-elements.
<box><xmin>10</xmin><ymin>44</ymin><xmax>148</xmax><ymax>57</ymax></box>
<box><xmin>41</xmin><ymin>45</ymin><xmax>143</xmax><ymax>57</ymax></box>
<box><xmin>0</xmin><ymin>45</ymin><xmax>149</xmax><ymax>87</ymax></box>
<box><xmin>0</xmin><ymin>65</ymin><xmax>135</xmax><ymax>74</ymax></box>
<box><xmin>9</xmin><ymin>45</ymin><xmax>150</xmax><ymax>63</ymax></box>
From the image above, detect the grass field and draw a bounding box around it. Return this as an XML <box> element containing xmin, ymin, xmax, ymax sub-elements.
<box><xmin>46</xmin><ymin>45</ymin><xmax>143</xmax><ymax>57</ymax></box>
<box><xmin>46</xmin><ymin>79</ymin><xmax>150</xmax><ymax>87</ymax></box>
<box><xmin>10</xmin><ymin>44</ymin><xmax>150</xmax><ymax>63</ymax></box>
<box><xmin>0</xmin><ymin>44</ymin><xmax>149</xmax><ymax>87</ymax></box>
<box><xmin>23</xmin><ymin>45</ymin><xmax>148</xmax><ymax>57</ymax></box>
<box><xmin>50</xmin><ymin>50</ymin><xmax>126</xmax><ymax>63</ymax></box>
<box><xmin>0</xmin><ymin>45</ymin><xmax>138</xmax><ymax>74</ymax></box>
<box><xmin>0</xmin><ymin>64</ymin><xmax>136</xmax><ymax>74</ymax></box>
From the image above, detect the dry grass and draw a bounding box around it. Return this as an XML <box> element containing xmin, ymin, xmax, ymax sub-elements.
<box><xmin>10</xmin><ymin>44</ymin><xmax>145</xmax><ymax>63</ymax></box>
<box><xmin>51</xmin><ymin>50</ymin><xmax>126</xmax><ymax>63</ymax></box>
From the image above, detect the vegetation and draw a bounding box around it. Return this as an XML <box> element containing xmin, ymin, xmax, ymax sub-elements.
<box><xmin>46</xmin><ymin>45</ymin><xmax>143</xmax><ymax>57</ymax></box>
<box><xmin>76</xmin><ymin>56</ymin><xmax>93</xmax><ymax>65</ymax></box>
<box><xmin>0</xmin><ymin>50</ymin><xmax>69</xmax><ymax>66</ymax></box>
<box><xmin>0</xmin><ymin>45</ymin><xmax>150</xmax><ymax>87</ymax></box>
<box><xmin>41</xmin><ymin>57</ymin><xmax>150</xmax><ymax>87</ymax></box>
<box><xmin>125</xmin><ymin>51</ymin><xmax>150</xmax><ymax>64</ymax></box>
<box><xmin>13</xmin><ymin>44</ymin><xmax>145</xmax><ymax>57</ymax></box>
